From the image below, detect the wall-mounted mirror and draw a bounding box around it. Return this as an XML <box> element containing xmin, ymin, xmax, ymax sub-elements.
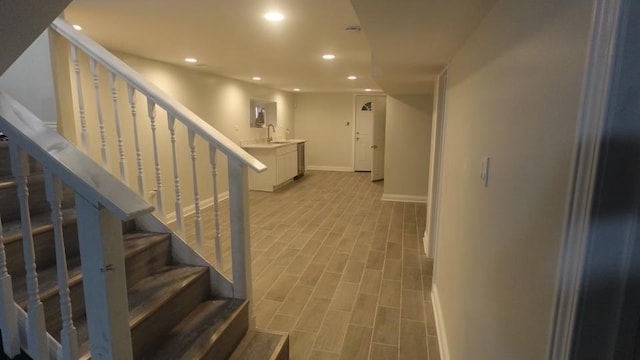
<box><xmin>249</xmin><ymin>99</ymin><xmax>277</xmax><ymax>128</ymax></box>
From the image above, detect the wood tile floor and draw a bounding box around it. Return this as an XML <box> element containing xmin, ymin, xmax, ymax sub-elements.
<box><xmin>180</xmin><ymin>171</ymin><xmax>439</xmax><ymax>360</ymax></box>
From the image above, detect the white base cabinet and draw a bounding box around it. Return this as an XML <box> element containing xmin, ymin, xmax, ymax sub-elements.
<box><xmin>246</xmin><ymin>144</ymin><xmax>298</xmax><ymax>192</ymax></box>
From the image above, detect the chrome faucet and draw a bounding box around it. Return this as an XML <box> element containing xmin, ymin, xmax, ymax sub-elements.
<box><xmin>267</xmin><ymin>124</ymin><xmax>276</xmax><ymax>143</ymax></box>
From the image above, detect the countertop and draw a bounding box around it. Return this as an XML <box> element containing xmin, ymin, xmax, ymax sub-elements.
<box><xmin>241</xmin><ymin>139</ymin><xmax>307</xmax><ymax>149</ymax></box>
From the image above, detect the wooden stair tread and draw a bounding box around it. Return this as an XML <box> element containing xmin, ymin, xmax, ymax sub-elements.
<box><xmin>230</xmin><ymin>330</ymin><xmax>289</xmax><ymax>360</ymax></box>
<box><xmin>12</xmin><ymin>255</ymin><xmax>83</xmax><ymax>307</ymax></box>
<box><xmin>0</xmin><ymin>172</ymin><xmax>44</xmax><ymax>188</ymax></box>
<box><xmin>11</xmin><ymin>232</ymin><xmax>170</xmax><ymax>307</ymax></box>
<box><xmin>75</xmin><ymin>265</ymin><xmax>208</xmax><ymax>357</ymax></box>
<box><xmin>127</xmin><ymin>266</ymin><xmax>208</xmax><ymax>328</ymax></box>
<box><xmin>143</xmin><ymin>299</ymin><xmax>247</xmax><ymax>360</ymax></box>
<box><xmin>1</xmin><ymin>208</ymin><xmax>76</xmax><ymax>244</ymax></box>
<box><xmin>122</xmin><ymin>232</ymin><xmax>171</xmax><ymax>258</ymax></box>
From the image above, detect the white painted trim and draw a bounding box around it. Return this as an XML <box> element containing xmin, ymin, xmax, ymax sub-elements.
<box><xmin>548</xmin><ymin>0</ymin><xmax>624</xmax><ymax>358</ymax></box>
<box><xmin>306</xmin><ymin>165</ymin><xmax>353</xmax><ymax>172</ymax></box>
<box><xmin>428</xmin><ymin>68</ymin><xmax>449</xmax><ymax>281</ymax></box>
<box><xmin>432</xmin><ymin>284</ymin><xmax>450</xmax><ymax>360</ymax></box>
<box><xmin>165</xmin><ymin>191</ymin><xmax>229</xmax><ymax>224</ymax></box>
<box><xmin>381</xmin><ymin>193</ymin><xmax>427</xmax><ymax>203</ymax></box>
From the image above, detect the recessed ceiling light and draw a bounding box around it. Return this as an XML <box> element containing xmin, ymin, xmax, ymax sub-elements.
<box><xmin>365</xmin><ymin>88</ymin><xmax>372</xmax><ymax>92</ymax></box>
<box><xmin>184</xmin><ymin>57</ymin><xmax>198</xmax><ymax>63</ymax></box>
<box><xmin>322</xmin><ymin>54</ymin><xmax>336</xmax><ymax>60</ymax></box>
<box><xmin>252</xmin><ymin>76</ymin><xmax>262</xmax><ymax>81</ymax></box>
<box><xmin>73</xmin><ymin>24</ymin><xmax>82</xmax><ymax>30</ymax></box>
<box><xmin>293</xmin><ymin>88</ymin><xmax>301</xmax><ymax>92</ymax></box>
<box><xmin>264</xmin><ymin>12</ymin><xmax>285</xmax><ymax>22</ymax></box>
<box><xmin>347</xmin><ymin>75</ymin><xmax>357</xmax><ymax>80</ymax></box>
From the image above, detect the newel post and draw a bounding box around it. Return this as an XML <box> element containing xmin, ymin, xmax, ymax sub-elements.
<box><xmin>227</xmin><ymin>158</ymin><xmax>254</xmax><ymax>324</ymax></box>
<box><xmin>75</xmin><ymin>194</ymin><xmax>133</xmax><ymax>360</ymax></box>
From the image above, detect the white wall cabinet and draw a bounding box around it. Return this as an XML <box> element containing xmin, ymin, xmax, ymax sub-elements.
<box><xmin>245</xmin><ymin>143</ymin><xmax>298</xmax><ymax>192</ymax></box>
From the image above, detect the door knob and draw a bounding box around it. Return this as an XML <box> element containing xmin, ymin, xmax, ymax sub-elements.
<box><xmin>371</xmin><ymin>145</ymin><xmax>378</xmax><ymax>149</ymax></box>
<box><xmin>356</xmin><ymin>137</ymin><xmax>360</xmax><ymax>141</ymax></box>
<box><xmin>356</xmin><ymin>132</ymin><xmax>360</xmax><ymax>135</ymax></box>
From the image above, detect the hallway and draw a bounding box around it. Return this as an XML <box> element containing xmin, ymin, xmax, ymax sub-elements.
<box><xmin>181</xmin><ymin>171</ymin><xmax>438</xmax><ymax>359</ymax></box>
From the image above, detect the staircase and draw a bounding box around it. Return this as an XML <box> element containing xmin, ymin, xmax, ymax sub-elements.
<box><xmin>0</xmin><ymin>11</ymin><xmax>289</xmax><ymax>358</ymax></box>
<box><xmin>0</xmin><ymin>141</ymin><xmax>289</xmax><ymax>359</ymax></box>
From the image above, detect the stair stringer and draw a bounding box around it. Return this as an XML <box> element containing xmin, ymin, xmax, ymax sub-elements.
<box><xmin>135</xmin><ymin>214</ymin><xmax>234</xmax><ymax>299</ymax></box>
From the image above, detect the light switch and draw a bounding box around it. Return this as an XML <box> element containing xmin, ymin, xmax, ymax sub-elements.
<box><xmin>480</xmin><ymin>157</ymin><xmax>490</xmax><ymax>187</ymax></box>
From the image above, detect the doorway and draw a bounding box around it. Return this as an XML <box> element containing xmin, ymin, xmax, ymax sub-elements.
<box><xmin>354</xmin><ymin>95</ymin><xmax>386</xmax><ymax>180</ymax></box>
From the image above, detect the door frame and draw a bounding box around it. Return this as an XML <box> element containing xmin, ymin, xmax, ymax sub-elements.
<box><xmin>425</xmin><ymin>68</ymin><xmax>448</xmax><ymax>260</ymax></box>
<box><xmin>549</xmin><ymin>0</ymin><xmax>633</xmax><ymax>357</ymax></box>
<box><xmin>352</xmin><ymin>94</ymin><xmax>386</xmax><ymax>172</ymax></box>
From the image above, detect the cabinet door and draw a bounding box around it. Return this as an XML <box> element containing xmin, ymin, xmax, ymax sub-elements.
<box><xmin>276</xmin><ymin>155</ymin><xmax>287</xmax><ymax>184</ymax></box>
<box><xmin>289</xmin><ymin>152</ymin><xmax>298</xmax><ymax>178</ymax></box>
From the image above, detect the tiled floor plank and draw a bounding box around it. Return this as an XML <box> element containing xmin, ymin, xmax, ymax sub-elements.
<box><xmin>181</xmin><ymin>171</ymin><xmax>436</xmax><ymax>360</ymax></box>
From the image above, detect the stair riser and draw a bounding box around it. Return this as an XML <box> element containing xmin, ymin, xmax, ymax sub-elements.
<box><xmin>0</xmin><ymin>178</ymin><xmax>75</xmax><ymax>223</ymax></box>
<box><xmin>42</xmin><ymin>280</ymin><xmax>86</xmax><ymax>340</ymax></box>
<box><xmin>5</xmin><ymin>222</ymin><xmax>79</xmax><ymax>277</ymax></box>
<box><xmin>202</xmin><ymin>302</ymin><xmax>249</xmax><ymax>360</ymax></box>
<box><xmin>125</xmin><ymin>238</ymin><xmax>172</xmax><ymax>289</ymax></box>
<box><xmin>131</xmin><ymin>271</ymin><xmax>210</xmax><ymax>359</ymax></box>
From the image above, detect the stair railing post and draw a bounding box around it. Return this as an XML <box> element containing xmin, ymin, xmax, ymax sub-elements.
<box><xmin>0</xmin><ymin>214</ymin><xmax>20</xmax><ymax>358</ymax></box>
<box><xmin>75</xmin><ymin>194</ymin><xmax>133</xmax><ymax>360</ymax></box>
<box><xmin>10</xmin><ymin>144</ymin><xmax>48</xmax><ymax>360</ymax></box>
<box><xmin>227</xmin><ymin>158</ymin><xmax>254</xmax><ymax>325</ymax></box>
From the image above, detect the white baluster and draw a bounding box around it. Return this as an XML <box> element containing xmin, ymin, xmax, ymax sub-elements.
<box><xmin>188</xmin><ymin>130</ymin><xmax>203</xmax><ymax>247</ymax></box>
<box><xmin>0</xmin><ymin>214</ymin><xmax>20</xmax><ymax>357</ymax></box>
<box><xmin>89</xmin><ymin>58</ymin><xmax>109</xmax><ymax>168</ymax></box>
<box><xmin>9</xmin><ymin>144</ymin><xmax>48</xmax><ymax>359</ymax></box>
<box><xmin>168</xmin><ymin>116</ymin><xmax>184</xmax><ymax>234</ymax></box>
<box><xmin>147</xmin><ymin>101</ymin><xmax>163</xmax><ymax>214</ymax></box>
<box><xmin>44</xmin><ymin>172</ymin><xmax>79</xmax><ymax>360</ymax></box>
<box><xmin>227</xmin><ymin>158</ymin><xmax>253</xmax><ymax>324</ymax></box>
<box><xmin>109</xmin><ymin>73</ymin><xmax>127</xmax><ymax>182</ymax></box>
<box><xmin>208</xmin><ymin>145</ymin><xmax>223</xmax><ymax>269</ymax></box>
<box><xmin>70</xmin><ymin>45</ymin><xmax>89</xmax><ymax>153</ymax></box>
<box><xmin>127</xmin><ymin>85</ymin><xmax>145</xmax><ymax>196</ymax></box>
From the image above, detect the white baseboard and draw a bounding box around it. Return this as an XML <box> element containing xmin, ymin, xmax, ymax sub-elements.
<box><xmin>165</xmin><ymin>191</ymin><xmax>229</xmax><ymax>224</ymax></box>
<box><xmin>432</xmin><ymin>284</ymin><xmax>450</xmax><ymax>360</ymax></box>
<box><xmin>381</xmin><ymin>193</ymin><xmax>428</xmax><ymax>203</ymax></box>
<box><xmin>306</xmin><ymin>165</ymin><xmax>353</xmax><ymax>172</ymax></box>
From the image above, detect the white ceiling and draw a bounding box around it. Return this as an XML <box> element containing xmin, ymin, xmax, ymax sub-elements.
<box><xmin>65</xmin><ymin>0</ymin><xmax>496</xmax><ymax>94</ymax></box>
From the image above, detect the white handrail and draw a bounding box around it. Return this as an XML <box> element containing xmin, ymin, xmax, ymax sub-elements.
<box><xmin>0</xmin><ymin>91</ymin><xmax>154</xmax><ymax>221</ymax></box>
<box><xmin>50</xmin><ymin>18</ymin><xmax>267</xmax><ymax>173</ymax></box>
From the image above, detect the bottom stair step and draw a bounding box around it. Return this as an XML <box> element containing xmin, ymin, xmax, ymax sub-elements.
<box><xmin>143</xmin><ymin>299</ymin><xmax>248</xmax><ymax>360</ymax></box>
<box><xmin>230</xmin><ymin>330</ymin><xmax>289</xmax><ymax>360</ymax></box>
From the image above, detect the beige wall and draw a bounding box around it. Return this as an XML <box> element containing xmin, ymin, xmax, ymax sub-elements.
<box><xmin>433</xmin><ymin>1</ymin><xmax>594</xmax><ymax>359</ymax></box>
<box><xmin>293</xmin><ymin>93</ymin><xmax>354</xmax><ymax>170</ymax></box>
<box><xmin>383</xmin><ymin>95</ymin><xmax>432</xmax><ymax>201</ymax></box>
<box><xmin>0</xmin><ymin>30</ymin><xmax>58</xmax><ymax>128</ymax></box>
<box><xmin>59</xmin><ymin>50</ymin><xmax>294</xmax><ymax>221</ymax></box>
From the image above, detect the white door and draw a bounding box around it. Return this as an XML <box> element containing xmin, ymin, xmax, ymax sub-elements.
<box><xmin>371</xmin><ymin>96</ymin><xmax>386</xmax><ymax>181</ymax></box>
<box><xmin>354</xmin><ymin>96</ymin><xmax>374</xmax><ymax>171</ymax></box>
